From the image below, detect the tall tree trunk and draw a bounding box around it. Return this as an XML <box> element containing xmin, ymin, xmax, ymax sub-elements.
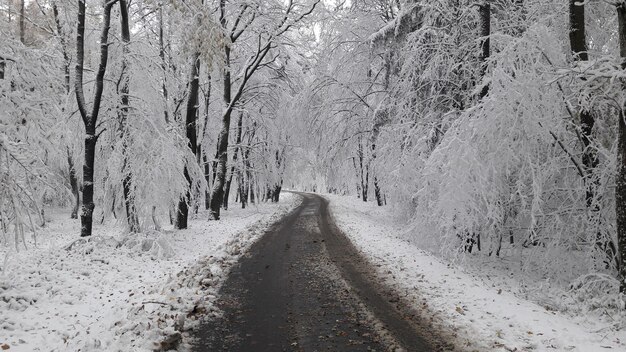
<box><xmin>249</xmin><ymin>169</ymin><xmax>255</xmax><ymax>204</ymax></box>
<box><xmin>357</xmin><ymin>141</ymin><xmax>368</xmax><ymax>202</ymax></box>
<box><xmin>119</xmin><ymin>0</ymin><xmax>139</xmax><ymax>233</ymax></box>
<box><xmin>53</xmin><ymin>3</ymin><xmax>79</xmax><ymax>219</ymax></box>
<box><xmin>272</xmin><ymin>149</ymin><xmax>284</xmax><ymax>203</ymax></box>
<box><xmin>570</xmin><ymin>0</ymin><xmax>599</xmax><ymax>210</ymax></box>
<box><xmin>615</xmin><ymin>1</ymin><xmax>626</xmax><ymax>295</ymax></box>
<box><xmin>158</xmin><ymin>7</ymin><xmax>170</xmax><ymax>124</ymax></box>
<box><xmin>209</xmin><ymin>41</ymin><xmax>232</xmax><ymax>220</ymax></box>
<box><xmin>273</xmin><ymin>182</ymin><xmax>282</xmax><ymax>202</ymax></box>
<box><xmin>67</xmin><ymin>148</ymin><xmax>79</xmax><ymax>219</ymax></box>
<box><xmin>19</xmin><ymin>0</ymin><xmax>24</xmax><ymax>44</ymax></box>
<box><xmin>203</xmin><ymin>153</ymin><xmax>211</xmax><ymax>209</ymax></box>
<box><xmin>223</xmin><ymin>112</ymin><xmax>243</xmax><ymax>210</ymax></box>
<box><xmin>238</xmin><ymin>170</ymin><xmax>246</xmax><ymax>208</ymax></box>
<box><xmin>371</xmin><ymin>126</ymin><xmax>382</xmax><ymax>206</ymax></box>
<box><xmin>361</xmin><ymin>163</ymin><xmax>370</xmax><ymax>202</ymax></box>
<box><xmin>370</xmin><ymin>53</ymin><xmax>393</xmax><ymax>207</ymax></box>
<box><xmin>571</xmin><ymin>0</ymin><xmax>608</xmax><ymax>264</ymax></box>
<box><xmin>200</xmin><ymin>74</ymin><xmax>212</xmax><ymax>210</ymax></box>
<box><xmin>176</xmin><ymin>53</ymin><xmax>200</xmax><ymax>229</ymax></box>
<box><xmin>75</xmin><ymin>0</ymin><xmax>114</xmax><ymax>237</ymax></box>
<box><xmin>353</xmin><ymin>157</ymin><xmax>361</xmax><ymax>198</ymax></box>
<box><xmin>478</xmin><ymin>2</ymin><xmax>490</xmax><ymax>99</ymax></box>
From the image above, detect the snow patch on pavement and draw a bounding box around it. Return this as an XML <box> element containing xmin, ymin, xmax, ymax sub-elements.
<box><xmin>326</xmin><ymin>194</ymin><xmax>626</xmax><ymax>352</ymax></box>
<box><xmin>0</xmin><ymin>193</ymin><xmax>300</xmax><ymax>351</ymax></box>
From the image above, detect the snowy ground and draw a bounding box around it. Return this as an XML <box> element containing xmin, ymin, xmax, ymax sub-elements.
<box><xmin>326</xmin><ymin>194</ymin><xmax>626</xmax><ymax>352</ymax></box>
<box><xmin>0</xmin><ymin>193</ymin><xmax>300</xmax><ymax>352</ymax></box>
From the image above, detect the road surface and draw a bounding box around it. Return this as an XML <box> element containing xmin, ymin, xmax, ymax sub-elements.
<box><xmin>192</xmin><ymin>192</ymin><xmax>449</xmax><ymax>351</ymax></box>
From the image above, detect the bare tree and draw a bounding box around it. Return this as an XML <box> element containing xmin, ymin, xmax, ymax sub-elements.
<box><xmin>478</xmin><ymin>1</ymin><xmax>490</xmax><ymax>99</ymax></box>
<box><xmin>175</xmin><ymin>53</ymin><xmax>200</xmax><ymax>229</ymax></box>
<box><xmin>570</xmin><ymin>0</ymin><xmax>599</xmax><ymax>213</ymax></box>
<box><xmin>75</xmin><ymin>0</ymin><xmax>117</xmax><ymax>236</ymax></box>
<box><xmin>52</xmin><ymin>2</ymin><xmax>80</xmax><ymax>219</ymax></box>
<box><xmin>118</xmin><ymin>0</ymin><xmax>140</xmax><ymax>232</ymax></box>
<box><xmin>209</xmin><ymin>0</ymin><xmax>320</xmax><ymax>220</ymax></box>
<box><xmin>615</xmin><ymin>0</ymin><xmax>626</xmax><ymax>295</ymax></box>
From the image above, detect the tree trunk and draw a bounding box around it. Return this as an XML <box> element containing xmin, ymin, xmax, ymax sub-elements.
<box><xmin>19</xmin><ymin>0</ymin><xmax>24</xmax><ymax>44</ymax></box>
<box><xmin>249</xmin><ymin>171</ymin><xmax>255</xmax><ymax>204</ymax></box>
<box><xmin>200</xmin><ymin>74</ymin><xmax>212</xmax><ymax>210</ymax></box>
<box><xmin>570</xmin><ymin>0</ymin><xmax>598</xmax><ymax>206</ymax></box>
<box><xmin>176</xmin><ymin>53</ymin><xmax>200</xmax><ymax>229</ymax></box>
<box><xmin>353</xmin><ymin>157</ymin><xmax>361</xmax><ymax>198</ymax></box>
<box><xmin>238</xmin><ymin>170</ymin><xmax>246</xmax><ymax>208</ymax></box>
<box><xmin>54</xmin><ymin>4</ymin><xmax>79</xmax><ymax>219</ymax></box>
<box><xmin>209</xmin><ymin>42</ymin><xmax>232</xmax><ymax>220</ymax></box>
<box><xmin>81</xmin><ymin>132</ymin><xmax>96</xmax><ymax>237</ymax></box>
<box><xmin>119</xmin><ymin>0</ymin><xmax>139</xmax><ymax>233</ymax></box>
<box><xmin>478</xmin><ymin>2</ymin><xmax>490</xmax><ymax>99</ymax></box>
<box><xmin>373</xmin><ymin>177</ymin><xmax>382</xmax><ymax>206</ymax></box>
<box><xmin>75</xmin><ymin>0</ymin><xmax>115</xmax><ymax>237</ymax></box>
<box><xmin>67</xmin><ymin>148</ymin><xmax>79</xmax><ymax>219</ymax></box>
<box><xmin>571</xmin><ymin>0</ymin><xmax>608</xmax><ymax>263</ymax></box>
<box><xmin>615</xmin><ymin>1</ymin><xmax>626</xmax><ymax>295</ymax></box>
<box><xmin>223</xmin><ymin>112</ymin><xmax>244</xmax><ymax>210</ymax></box>
<box><xmin>358</xmin><ymin>141</ymin><xmax>368</xmax><ymax>202</ymax></box>
<box><xmin>203</xmin><ymin>153</ymin><xmax>211</xmax><ymax>209</ymax></box>
<box><xmin>273</xmin><ymin>182</ymin><xmax>282</xmax><ymax>202</ymax></box>
<box><xmin>570</xmin><ymin>0</ymin><xmax>599</xmax><ymax>210</ymax></box>
<box><xmin>158</xmin><ymin>8</ymin><xmax>170</xmax><ymax>124</ymax></box>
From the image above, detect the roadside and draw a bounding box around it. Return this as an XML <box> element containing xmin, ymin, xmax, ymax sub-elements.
<box><xmin>0</xmin><ymin>193</ymin><xmax>300</xmax><ymax>351</ymax></box>
<box><xmin>326</xmin><ymin>194</ymin><xmax>626</xmax><ymax>352</ymax></box>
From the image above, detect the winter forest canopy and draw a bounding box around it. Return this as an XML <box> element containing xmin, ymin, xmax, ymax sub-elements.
<box><xmin>5</xmin><ymin>0</ymin><xmax>626</xmax><ymax>321</ymax></box>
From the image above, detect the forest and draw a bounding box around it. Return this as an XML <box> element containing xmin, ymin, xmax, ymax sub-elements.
<box><xmin>3</xmin><ymin>0</ymin><xmax>626</xmax><ymax>350</ymax></box>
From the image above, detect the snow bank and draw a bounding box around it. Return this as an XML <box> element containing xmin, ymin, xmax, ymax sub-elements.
<box><xmin>0</xmin><ymin>193</ymin><xmax>300</xmax><ymax>351</ymax></box>
<box><xmin>326</xmin><ymin>194</ymin><xmax>626</xmax><ymax>352</ymax></box>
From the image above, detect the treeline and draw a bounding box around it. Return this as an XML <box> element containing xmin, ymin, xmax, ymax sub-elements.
<box><xmin>298</xmin><ymin>0</ymin><xmax>626</xmax><ymax>296</ymax></box>
<box><xmin>0</xmin><ymin>0</ymin><xmax>317</xmax><ymax>240</ymax></box>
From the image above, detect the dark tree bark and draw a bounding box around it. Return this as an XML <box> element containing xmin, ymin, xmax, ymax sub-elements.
<box><xmin>19</xmin><ymin>0</ymin><xmax>24</xmax><ymax>44</ymax></box>
<box><xmin>67</xmin><ymin>148</ymin><xmax>79</xmax><ymax>219</ymax></box>
<box><xmin>357</xmin><ymin>141</ymin><xmax>368</xmax><ymax>202</ymax></box>
<box><xmin>238</xmin><ymin>170</ymin><xmax>246</xmax><ymax>208</ymax></box>
<box><xmin>176</xmin><ymin>54</ymin><xmax>201</xmax><ymax>229</ymax></box>
<box><xmin>616</xmin><ymin>1</ymin><xmax>626</xmax><ymax>295</ymax></box>
<box><xmin>203</xmin><ymin>153</ymin><xmax>211</xmax><ymax>209</ymax></box>
<box><xmin>208</xmin><ymin>0</ymin><xmax>232</xmax><ymax>220</ymax></box>
<box><xmin>119</xmin><ymin>0</ymin><xmax>140</xmax><ymax>233</ymax></box>
<box><xmin>249</xmin><ymin>171</ymin><xmax>255</xmax><ymax>204</ymax></box>
<box><xmin>200</xmin><ymin>75</ymin><xmax>212</xmax><ymax>210</ymax></box>
<box><xmin>243</xmin><ymin>122</ymin><xmax>255</xmax><ymax>207</ymax></box>
<box><xmin>352</xmin><ymin>157</ymin><xmax>361</xmax><ymax>198</ymax></box>
<box><xmin>478</xmin><ymin>2</ymin><xmax>490</xmax><ymax>99</ymax></box>
<box><xmin>570</xmin><ymin>0</ymin><xmax>598</xmax><ymax>210</ymax></box>
<box><xmin>158</xmin><ymin>7</ymin><xmax>170</xmax><ymax>124</ymax></box>
<box><xmin>75</xmin><ymin>0</ymin><xmax>115</xmax><ymax>237</ymax></box>
<box><xmin>53</xmin><ymin>3</ymin><xmax>80</xmax><ymax>219</ymax></box>
<box><xmin>209</xmin><ymin>46</ymin><xmax>232</xmax><ymax>220</ymax></box>
<box><xmin>370</xmin><ymin>54</ymin><xmax>393</xmax><ymax>207</ymax></box>
<box><xmin>371</xmin><ymin>124</ymin><xmax>383</xmax><ymax>206</ymax></box>
<box><xmin>223</xmin><ymin>112</ymin><xmax>244</xmax><ymax>210</ymax></box>
<box><xmin>271</xmin><ymin>149</ymin><xmax>285</xmax><ymax>202</ymax></box>
<box><xmin>570</xmin><ymin>0</ymin><xmax>588</xmax><ymax>62</ymax></box>
<box><xmin>571</xmin><ymin>0</ymin><xmax>611</xmax><ymax>266</ymax></box>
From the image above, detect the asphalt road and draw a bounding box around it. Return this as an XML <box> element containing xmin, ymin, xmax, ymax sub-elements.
<box><xmin>192</xmin><ymin>192</ymin><xmax>447</xmax><ymax>352</ymax></box>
